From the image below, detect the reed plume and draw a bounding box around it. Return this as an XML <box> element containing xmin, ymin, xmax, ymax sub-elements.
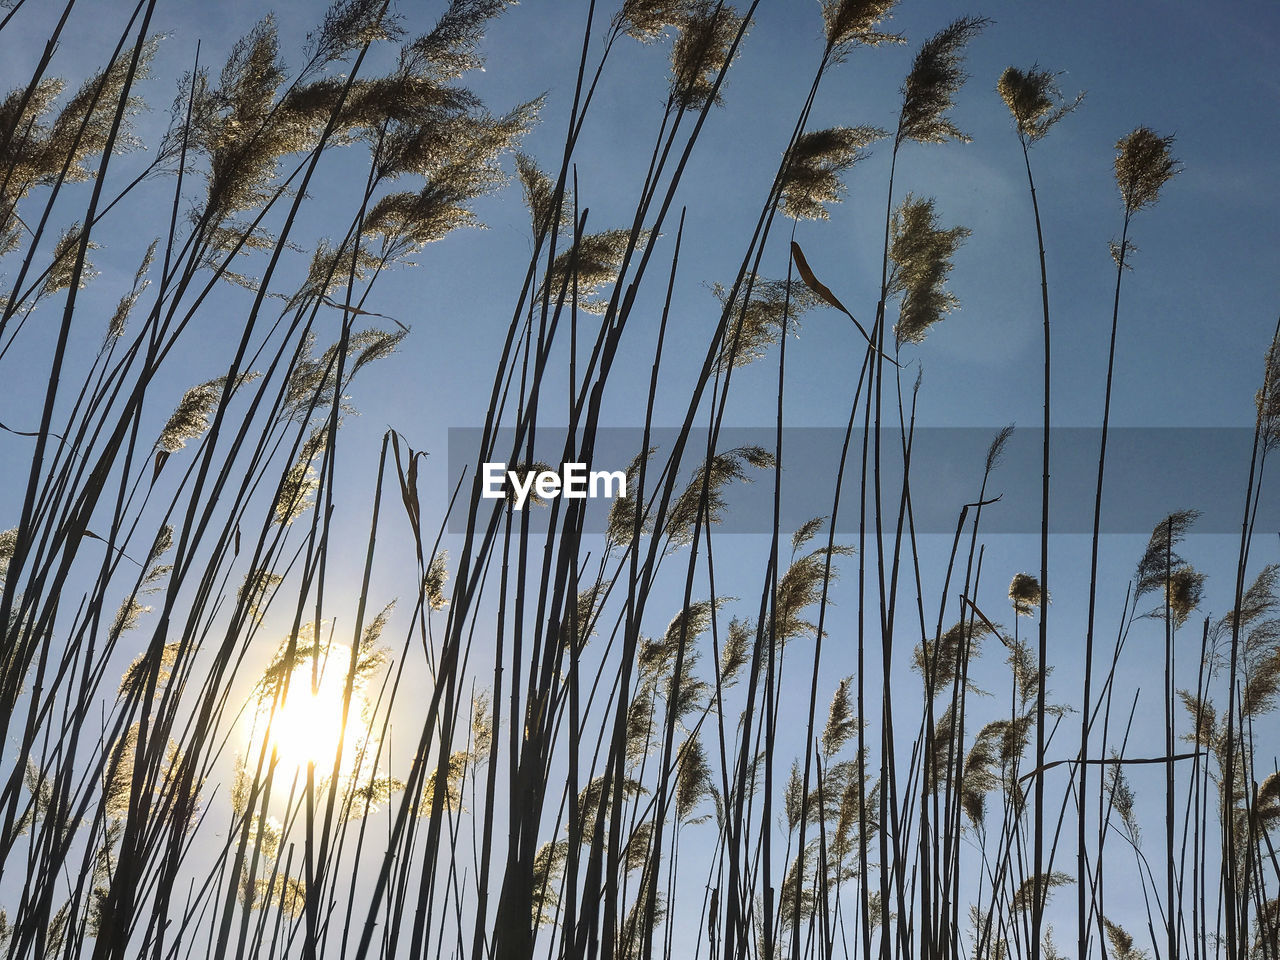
<box><xmin>887</xmin><ymin>193</ymin><xmax>970</xmax><ymax>345</ymax></box>
<box><xmin>897</xmin><ymin>16</ymin><xmax>988</xmax><ymax>146</ymax></box>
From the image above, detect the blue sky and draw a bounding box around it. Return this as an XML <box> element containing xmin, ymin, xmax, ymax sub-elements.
<box><xmin>2</xmin><ymin>0</ymin><xmax>1279</xmax><ymax>951</ymax></box>
<box><xmin>4</xmin><ymin>0</ymin><xmax>1277</xmax><ymax>442</ymax></box>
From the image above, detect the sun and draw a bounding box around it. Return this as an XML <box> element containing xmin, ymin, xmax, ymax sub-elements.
<box><xmin>254</xmin><ymin>643</ymin><xmax>367</xmax><ymax>775</ymax></box>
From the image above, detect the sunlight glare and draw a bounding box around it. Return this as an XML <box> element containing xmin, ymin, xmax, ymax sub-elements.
<box><xmin>258</xmin><ymin>645</ymin><xmax>364</xmax><ymax>774</ymax></box>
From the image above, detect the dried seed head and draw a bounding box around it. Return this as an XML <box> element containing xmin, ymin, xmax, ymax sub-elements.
<box><xmin>791</xmin><ymin>516</ymin><xmax>827</xmax><ymax>554</ymax></box>
<box><xmin>420</xmin><ymin>750</ymin><xmax>470</xmax><ymax>814</ymax></box>
<box><xmin>780</xmin><ymin>126</ymin><xmax>886</xmax><ymax>221</ymax></box>
<box><xmin>515</xmin><ymin>152</ymin><xmax>570</xmax><ymax>239</ymax></box>
<box><xmin>107</xmin><ymin>239</ymin><xmax>158</xmax><ymax>342</ymax></box>
<box><xmin>274</xmin><ymin>426</ymin><xmax>329</xmax><ymax>525</ymax></box>
<box><xmin>1114</xmin><ymin>126</ymin><xmax>1179</xmax><ymax>214</ymax></box>
<box><xmin>914</xmin><ymin>619</ymin><xmax>991</xmax><ymax>696</ymax></box>
<box><xmin>898</xmin><ymin>17</ymin><xmax>988</xmax><ymax>146</ymax></box>
<box><xmin>675</xmin><ymin>734</ymin><xmax>713</xmax><ymax>822</ymax></box>
<box><xmin>985</xmin><ymin>423</ymin><xmax>1015</xmax><ymax>475</ymax></box>
<box><xmin>775</xmin><ymin>542</ymin><xmax>854</xmax><ymax>643</ymax></box>
<box><xmin>1008</xmin><ymin>573</ymin><xmax>1042</xmax><ymax>616</ymax></box>
<box><xmin>617</xmin><ymin>0</ymin><xmax>698</xmax><ymax>42</ymax></box>
<box><xmin>960</xmin><ymin>719</ymin><xmax>1014</xmax><ymax>825</ymax></box>
<box><xmin>197</xmin><ymin>17</ymin><xmax>288</xmax><ymax>221</ymax></box>
<box><xmin>820</xmin><ymin>0</ymin><xmax>904</xmax><ymax>52</ymax></box>
<box><xmin>1135</xmin><ymin>509</ymin><xmax>1199</xmax><ymax>599</ymax></box>
<box><xmin>239</xmin><ymin>568</ymin><xmax>283</xmax><ymax>624</ymax></box>
<box><xmin>471</xmin><ymin>692</ymin><xmax>493</xmax><ymax>759</ymax></box>
<box><xmin>0</xmin><ymin>527</ymin><xmax>18</xmax><ymax>586</ymax></box>
<box><xmin>888</xmin><ymin>194</ymin><xmax>971</xmax><ymax>345</ymax></box>
<box><xmin>424</xmin><ymin>550</ymin><xmax>450</xmax><ymax>610</ymax></box>
<box><xmin>669</xmin><ymin>3</ymin><xmax>748</xmax><ymax>109</ymax></box>
<box><xmin>719</xmin><ymin>617</ymin><xmax>752</xmax><ymax>685</ymax></box>
<box><xmin>821</xmin><ymin>677</ymin><xmax>858</xmax><ymax>756</ymax></box>
<box><xmin>530</xmin><ymin>839</ymin><xmax>569</xmax><ymax>926</ymax></box>
<box><xmin>1242</xmin><ymin>647</ymin><xmax>1280</xmax><ymax>718</ymax></box>
<box><xmin>540</xmin><ymin>228</ymin><xmax>649</xmax><ymax>314</ymax></box>
<box><xmin>399</xmin><ymin>0</ymin><xmax>515</xmax><ymax>81</ymax></box>
<box><xmin>42</xmin><ymin>223</ymin><xmax>99</xmax><ymax>298</ymax></box>
<box><xmin>639</xmin><ymin>598</ymin><xmax>720</xmax><ymax>680</ymax></box>
<box><xmin>1105</xmin><ymin>760</ymin><xmax>1140</xmax><ymax>841</ymax></box>
<box><xmin>1257</xmin><ymin>772</ymin><xmax>1280</xmax><ymax>821</ymax></box>
<box><xmin>1102</xmin><ymin>918</ymin><xmax>1145</xmax><ymax>960</ymax></box>
<box><xmin>264</xmin><ymin>876</ymin><xmax>307</xmax><ymax>917</ymax></box>
<box><xmin>714</xmin><ymin>275</ymin><xmax>819</xmax><ymax>368</ymax></box>
<box><xmin>156</xmin><ymin>372</ymin><xmax>259</xmax><ymax>453</ymax></box>
<box><xmin>664</xmin><ymin>446</ymin><xmax>774</xmax><ymax>545</ymax></box>
<box><xmin>1164</xmin><ymin>566</ymin><xmax>1205</xmax><ymax>628</ymax></box>
<box><xmin>1256</xmin><ymin>331</ymin><xmax>1280</xmax><ymax>450</ymax></box>
<box><xmin>306</xmin><ymin>0</ymin><xmax>400</xmax><ymax>67</ymax></box>
<box><xmin>997</xmin><ymin>65</ymin><xmax>1082</xmax><ymax>143</ymax></box>
<box><xmin>606</xmin><ymin>448</ymin><xmax>655</xmax><ymax>545</ymax></box>
<box><xmin>1011</xmin><ymin>872</ymin><xmax>1072</xmax><ymax>913</ymax></box>
<box><xmin>294</xmin><ymin>240</ymin><xmax>382</xmax><ymax>309</ymax></box>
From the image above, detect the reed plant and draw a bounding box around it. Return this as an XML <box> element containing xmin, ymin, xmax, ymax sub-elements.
<box><xmin>0</xmin><ymin>2</ymin><xmax>1274</xmax><ymax>960</ymax></box>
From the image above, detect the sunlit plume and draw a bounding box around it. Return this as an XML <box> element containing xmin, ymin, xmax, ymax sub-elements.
<box><xmin>252</xmin><ymin>639</ymin><xmax>368</xmax><ymax>775</ymax></box>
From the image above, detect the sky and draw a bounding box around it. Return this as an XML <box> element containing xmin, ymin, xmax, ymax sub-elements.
<box><xmin>1</xmin><ymin>0</ymin><xmax>1279</xmax><ymax>952</ymax></box>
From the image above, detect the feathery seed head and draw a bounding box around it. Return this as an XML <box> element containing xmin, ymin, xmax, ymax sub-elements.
<box><xmin>618</xmin><ymin>0</ymin><xmax>698</xmax><ymax>42</ymax></box>
<box><xmin>915</xmin><ymin>619</ymin><xmax>991</xmax><ymax>696</ymax></box>
<box><xmin>1008</xmin><ymin>573</ymin><xmax>1042</xmax><ymax>616</ymax></box>
<box><xmin>1164</xmin><ymin>566</ymin><xmax>1205</xmax><ymax>628</ymax></box>
<box><xmin>239</xmin><ymin>569</ymin><xmax>283</xmax><ymax>624</ymax></box>
<box><xmin>665</xmin><ymin>446</ymin><xmax>773</xmax><ymax>546</ymax></box>
<box><xmin>1256</xmin><ymin>331</ymin><xmax>1280</xmax><ymax>449</ymax></box>
<box><xmin>542</xmin><ymin>228</ymin><xmax>648</xmax><ymax>314</ymax></box>
<box><xmin>1114</xmin><ymin>126</ymin><xmax>1179</xmax><ymax>214</ymax></box>
<box><xmin>424</xmin><ymin>551</ymin><xmax>450</xmax><ymax>610</ymax></box>
<box><xmin>471</xmin><ymin>692</ymin><xmax>493</xmax><ymax>759</ymax></box>
<box><xmin>780</xmin><ymin>126</ymin><xmax>886</xmax><ymax>221</ymax></box>
<box><xmin>107</xmin><ymin>240</ymin><xmax>158</xmax><ymax>342</ymax></box>
<box><xmin>669</xmin><ymin>3</ymin><xmax>748</xmax><ymax>109</ymax></box>
<box><xmin>42</xmin><ymin>223</ymin><xmax>99</xmax><ymax>298</ymax></box>
<box><xmin>420</xmin><ymin>750</ymin><xmax>470</xmax><ymax>814</ymax></box>
<box><xmin>1012</xmin><ymin>872</ymin><xmax>1072</xmax><ymax>913</ymax></box>
<box><xmin>306</xmin><ymin>0</ymin><xmax>401</xmax><ymax>66</ymax></box>
<box><xmin>515</xmin><ymin>152</ymin><xmax>569</xmax><ymax>239</ymax></box>
<box><xmin>997</xmin><ymin>65</ymin><xmax>1082</xmax><ymax>143</ymax></box>
<box><xmin>606</xmin><ymin>448</ymin><xmax>655</xmax><ymax>545</ymax></box>
<box><xmin>1103</xmin><ymin>918</ymin><xmax>1148</xmax><ymax>960</ymax></box>
<box><xmin>274</xmin><ymin>426</ymin><xmax>329</xmax><ymax>525</ymax></box>
<box><xmin>821</xmin><ymin>677</ymin><xmax>858</xmax><ymax>756</ymax></box>
<box><xmin>985</xmin><ymin>423</ymin><xmax>1014</xmax><ymax>475</ymax></box>
<box><xmin>719</xmin><ymin>617</ymin><xmax>752</xmax><ymax>685</ymax></box>
<box><xmin>791</xmin><ymin>516</ymin><xmax>827</xmax><ymax>554</ymax></box>
<box><xmin>0</xmin><ymin>527</ymin><xmax>17</xmax><ymax>585</ymax></box>
<box><xmin>775</xmin><ymin>543</ymin><xmax>853</xmax><ymax>642</ymax></box>
<box><xmin>715</xmin><ymin>275</ymin><xmax>819</xmax><ymax>368</ymax></box>
<box><xmin>399</xmin><ymin>0</ymin><xmax>516</xmax><ymax>82</ymax></box>
<box><xmin>1135</xmin><ymin>509</ymin><xmax>1200</xmax><ymax>599</ymax></box>
<box><xmin>531</xmin><ymin>839</ymin><xmax>569</xmax><ymax>926</ymax></box>
<box><xmin>157</xmin><ymin>372</ymin><xmax>259</xmax><ymax>453</ymax></box>
<box><xmin>897</xmin><ymin>17</ymin><xmax>988</xmax><ymax>146</ymax></box>
<box><xmin>820</xmin><ymin>0</ymin><xmax>903</xmax><ymax>53</ymax></box>
<box><xmin>675</xmin><ymin>735</ymin><xmax>713</xmax><ymax>822</ymax></box>
<box><xmin>888</xmin><ymin>194</ymin><xmax>970</xmax><ymax>345</ymax></box>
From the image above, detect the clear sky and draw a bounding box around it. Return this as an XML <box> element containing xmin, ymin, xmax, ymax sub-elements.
<box><xmin>1</xmin><ymin>0</ymin><xmax>1278</xmax><ymax>952</ymax></box>
<box><xmin>5</xmin><ymin>0</ymin><xmax>1278</xmax><ymax>440</ymax></box>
